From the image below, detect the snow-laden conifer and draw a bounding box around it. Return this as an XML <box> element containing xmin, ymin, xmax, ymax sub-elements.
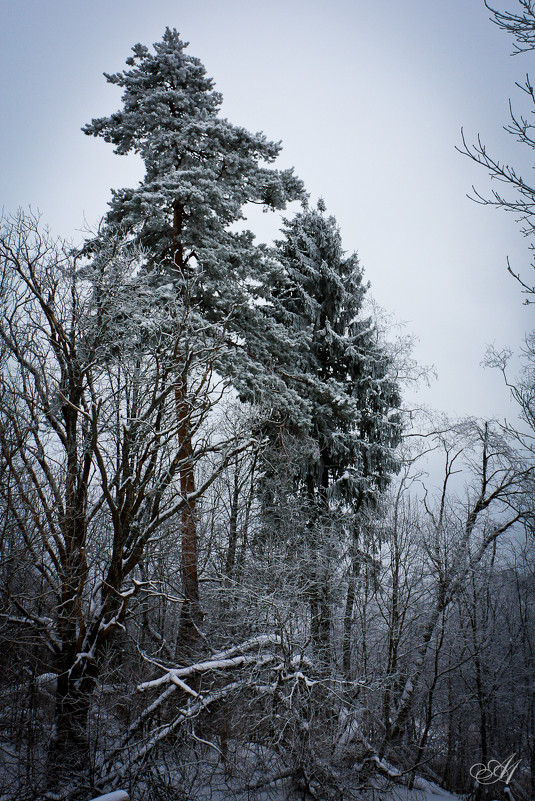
<box><xmin>271</xmin><ymin>200</ymin><xmax>401</xmax><ymax>506</ymax></box>
<box><xmin>84</xmin><ymin>28</ymin><xmax>305</xmax><ymax>643</ymax></box>
<box><xmin>265</xmin><ymin>201</ymin><xmax>402</xmax><ymax>657</ymax></box>
<box><xmin>83</xmin><ymin>29</ymin><xmax>302</xmax><ymax>363</ymax></box>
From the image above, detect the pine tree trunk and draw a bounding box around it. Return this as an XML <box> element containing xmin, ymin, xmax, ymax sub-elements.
<box><xmin>342</xmin><ymin>573</ymin><xmax>356</xmax><ymax>680</ymax></box>
<box><xmin>176</xmin><ymin>377</ymin><xmax>202</xmax><ymax>648</ymax></box>
<box><xmin>343</xmin><ymin>544</ymin><xmax>362</xmax><ymax>680</ymax></box>
<box><xmin>309</xmin><ymin>556</ymin><xmax>331</xmax><ymax>662</ymax></box>
<box><xmin>173</xmin><ymin>201</ymin><xmax>203</xmax><ymax>650</ymax></box>
<box><xmin>306</xmin><ymin>478</ymin><xmax>331</xmax><ymax>663</ymax></box>
<box><xmin>306</xmin><ymin>473</ymin><xmax>331</xmax><ymax>662</ymax></box>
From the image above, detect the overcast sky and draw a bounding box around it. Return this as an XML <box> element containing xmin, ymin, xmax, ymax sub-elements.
<box><xmin>1</xmin><ymin>0</ymin><xmax>532</xmax><ymax>425</ymax></box>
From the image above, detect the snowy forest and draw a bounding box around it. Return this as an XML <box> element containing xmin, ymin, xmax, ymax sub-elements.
<box><xmin>1</xmin><ymin>4</ymin><xmax>535</xmax><ymax>801</ymax></box>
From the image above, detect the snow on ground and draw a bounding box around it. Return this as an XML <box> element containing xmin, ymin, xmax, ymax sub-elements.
<box><xmin>375</xmin><ymin>778</ymin><xmax>462</xmax><ymax>801</ymax></box>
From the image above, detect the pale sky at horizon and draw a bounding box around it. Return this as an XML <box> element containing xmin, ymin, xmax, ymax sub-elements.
<box><xmin>1</xmin><ymin>0</ymin><xmax>533</xmax><ymax>430</ymax></box>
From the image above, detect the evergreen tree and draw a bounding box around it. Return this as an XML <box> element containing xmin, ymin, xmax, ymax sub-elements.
<box><xmin>84</xmin><ymin>29</ymin><xmax>304</xmax><ymax>643</ymax></box>
<box><xmin>267</xmin><ymin>201</ymin><xmax>402</xmax><ymax>657</ymax></box>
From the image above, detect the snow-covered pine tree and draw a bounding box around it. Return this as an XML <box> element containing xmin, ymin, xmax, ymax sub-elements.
<box><xmin>83</xmin><ymin>29</ymin><xmax>304</xmax><ymax>644</ymax></box>
<box><xmin>267</xmin><ymin>201</ymin><xmax>402</xmax><ymax>658</ymax></box>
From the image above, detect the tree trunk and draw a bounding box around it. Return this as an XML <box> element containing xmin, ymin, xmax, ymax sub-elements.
<box><xmin>235</xmin><ymin>451</ymin><xmax>258</xmax><ymax>584</ymax></box>
<box><xmin>306</xmin><ymin>471</ymin><xmax>331</xmax><ymax>663</ymax></box>
<box><xmin>176</xmin><ymin>378</ymin><xmax>202</xmax><ymax>648</ymax></box>
<box><xmin>342</xmin><ymin>573</ymin><xmax>356</xmax><ymax>680</ymax></box>
<box><xmin>173</xmin><ymin>200</ymin><xmax>203</xmax><ymax>650</ymax></box>
<box><xmin>47</xmin><ymin>662</ymin><xmax>96</xmax><ymax>789</ymax></box>
<box><xmin>224</xmin><ymin>466</ymin><xmax>240</xmax><ymax>585</ymax></box>
<box><xmin>309</xmin><ymin>557</ymin><xmax>331</xmax><ymax>662</ymax></box>
<box><xmin>343</xmin><ymin>541</ymin><xmax>363</xmax><ymax>681</ymax></box>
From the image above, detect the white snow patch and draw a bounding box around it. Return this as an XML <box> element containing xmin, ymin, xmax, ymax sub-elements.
<box><xmin>89</xmin><ymin>793</ymin><xmax>129</xmax><ymax>801</ymax></box>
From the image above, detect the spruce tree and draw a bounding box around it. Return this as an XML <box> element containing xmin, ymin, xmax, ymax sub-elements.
<box><xmin>84</xmin><ymin>29</ymin><xmax>304</xmax><ymax>644</ymax></box>
<box><xmin>268</xmin><ymin>201</ymin><xmax>402</xmax><ymax>657</ymax></box>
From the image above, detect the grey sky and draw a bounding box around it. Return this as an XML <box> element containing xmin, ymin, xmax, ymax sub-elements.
<box><xmin>1</xmin><ymin>0</ymin><xmax>532</xmax><ymax>422</ymax></box>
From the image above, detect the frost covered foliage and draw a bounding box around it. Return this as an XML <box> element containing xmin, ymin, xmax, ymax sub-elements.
<box><xmin>258</xmin><ymin>203</ymin><xmax>402</xmax><ymax>661</ymax></box>
<box><xmin>83</xmin><ymin>27</ymin><xmax>305</xmax><ymax>409</ymax></box>
<box><xmin>83</xmin><ymin>28</ymin><xmax>302</xmax><ymax>239</ymax></box>
<box><xmin>268</xmin><ymin>201</ymin><xmax>401</xmax><ymax>505</ymax></box>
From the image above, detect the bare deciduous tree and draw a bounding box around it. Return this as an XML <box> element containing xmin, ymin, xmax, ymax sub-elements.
<box><xmin>0</xmin><ymin>211</ymin><xmax>250</xmax><ymax>793</ymax></box>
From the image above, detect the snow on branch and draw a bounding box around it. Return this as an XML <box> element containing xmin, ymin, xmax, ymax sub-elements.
<box><xmin>94</xmin><ymin>633</ymin><xmax>318</xmax><ymax>786</ymax></box>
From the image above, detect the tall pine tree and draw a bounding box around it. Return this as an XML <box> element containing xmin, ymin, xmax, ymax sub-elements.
<box><xmin>84</xmin><ymin>29</ymin><xmax>304</xmax><ymax>644</ymax></box>
<box><xmin>267</xmin><ymin>201</ymin><xmax>402</xmax><ymax>658</ymax></box>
